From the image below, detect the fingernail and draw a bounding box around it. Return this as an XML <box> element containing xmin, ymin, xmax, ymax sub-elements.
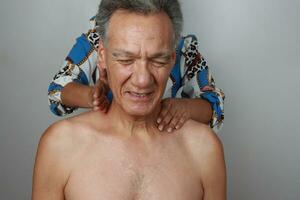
<box><xmin>167</xmin><ymin>128</ymin><xmax>172</xmax><ymax>133</ymax></box>
<box><xmin>157</xmin><ymin>118</ymin><xmax>161</xmax><ymax>123</ymax></box>
<box><xmin>158</xmin><ymin>125</ymin><xmax>163</xmax><ymax>131</ymax></box>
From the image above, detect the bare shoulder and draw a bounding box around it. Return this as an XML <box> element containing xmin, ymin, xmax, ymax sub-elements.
<box><xmin>180</xmin><ymin>120</ymin><xmax>223</xmax><ymax>156</ymax></box>
<box><xmin>180</xmin><ymin>121</ymin><xmax>226</xmax><ymax>199</ymax></box>
<box><xmin>33</xmin><ymin>112</ymin><xmax>105</xmax><ymax>192</ymax></box>
<box><xmin>179</xmin><ymin>120</ymin><xmax>225</xmax><ymax>173</ymax></box>
<box><xmin>39</xmin><ymin>118</ymin><xmax>79</xmax><ymax>156</ymax></box>
<box><xmin>37</xmin><ymin>111</ymin><xmax>106</xmax><ymax>161</ymax></box>
<box><xmin>33</xmin><ymin>112</ymin><xmax>104</xmax><ymax>199</ymax></box>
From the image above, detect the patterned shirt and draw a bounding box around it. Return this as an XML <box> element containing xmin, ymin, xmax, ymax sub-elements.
<box><xmin>48</xmin><ymin>17</ymin><xmax>225</xmax><ymax>132</ymax></box>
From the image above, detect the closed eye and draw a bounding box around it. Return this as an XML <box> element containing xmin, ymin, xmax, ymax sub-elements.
<box><xmin>117</xmin><ymin>59</ymin><xmax>134</xmax><ymax>65</ymax></box>
<box><xmin>152</xmin><ymin>61</ymin><xmax>168</xmax><ymax>67</ymax></box>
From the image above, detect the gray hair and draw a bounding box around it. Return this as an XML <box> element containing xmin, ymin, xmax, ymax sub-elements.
<box><xmin>95</xmin><ymin>0</ymin><xmax>183</xmax><ymax>48</ymax></box>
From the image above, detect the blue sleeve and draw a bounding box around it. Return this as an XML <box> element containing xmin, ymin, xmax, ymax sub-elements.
<box><xmin>177</xmin><ymin>35</ymin><xmax>225</xmax><ymax>132</ymax></box>
<box><xmin>48</xmin><ymin>29</ymin><xmax>99</xmax><ymax>116</ymax></box>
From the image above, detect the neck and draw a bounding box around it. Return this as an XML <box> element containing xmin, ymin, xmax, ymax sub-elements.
<box><xmin>106</xmin><ymin>100</ymin><xmax>161</xmax><ymax>138</ymax></box>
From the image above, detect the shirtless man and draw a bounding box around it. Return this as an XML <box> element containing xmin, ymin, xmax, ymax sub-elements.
<box><xmin>32</xmin><ymin>0</ymin><xmax>226</xmax><ymax>199</ymax></box>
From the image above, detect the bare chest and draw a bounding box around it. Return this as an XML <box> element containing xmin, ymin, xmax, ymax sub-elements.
<box><xmin>64</xmin><ymin>137</ymin><xmax>203</xmax><ymax>200</ymax></box>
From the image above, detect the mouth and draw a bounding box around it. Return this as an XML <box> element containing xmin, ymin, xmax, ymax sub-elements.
<box><xmin>126</xmin><ymin>91</ymin><xmax>154</xmax><ymax>101</ymax></box>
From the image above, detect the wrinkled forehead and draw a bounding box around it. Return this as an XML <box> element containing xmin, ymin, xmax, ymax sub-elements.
<box><xmin>105</xmin><ymin>10</ymin><xmax>175</xmax><ymax>52</ymax></box>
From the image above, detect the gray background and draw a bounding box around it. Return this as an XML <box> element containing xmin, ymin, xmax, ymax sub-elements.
<box><xmin>0</xmin><ymin>0</ymin><xmax>299</xmax><ymax>199</ymax></box>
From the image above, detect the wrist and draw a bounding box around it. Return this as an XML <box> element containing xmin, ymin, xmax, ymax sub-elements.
<box><xmin>182</xmin><ymin>98</ymin><xmax>192</xmax><ymax>119</ymax></box>
<box><xmin>190</xmin><ymin>98</ymin><xmax>212</xmax><ymax>124</ymax></box>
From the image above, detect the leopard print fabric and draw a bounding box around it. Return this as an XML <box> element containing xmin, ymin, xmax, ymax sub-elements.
<box><xmin>184</xmin><ymin>39</ymin><xmax>209</xmax><ymax>80</ymax></box>
<box><xmin>86</xmin><ymin>29</ymin><xmax>100</xmax><ymax>50</ymax></box>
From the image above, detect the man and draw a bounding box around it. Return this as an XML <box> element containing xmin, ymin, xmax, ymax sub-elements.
<box><xmin>33</xmin><ymin>0</ymin><xmax>226</xmax><ymax>199</ymax></box>
<box><xmin>48</xmin><ymin>3</ymin><xmax>225</xmax><ymax>133</ymax></box>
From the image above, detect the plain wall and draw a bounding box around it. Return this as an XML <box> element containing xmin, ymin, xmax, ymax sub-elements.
<box><xmin>0</xmin><ymin>0</ymin><xmax>299</xmax><ymax>199</ymax></box>
<box><xmin>182</xmin><ymin>0</ymin><xmax>300</xmax><ymax>199</ymax></box>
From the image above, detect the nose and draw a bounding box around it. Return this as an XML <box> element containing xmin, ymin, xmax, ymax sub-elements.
<box><xmin>131</xmin><ymin>60</ymin><xmax>153</xmax><ymax>88</ymax></box>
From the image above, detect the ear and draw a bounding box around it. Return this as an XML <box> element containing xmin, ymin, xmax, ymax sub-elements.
<box><xmin>97</xmin><ymin>41</ymin><xmax>109</xmax><ymax>83</ymax></box>
<box><xmin>97</xmin><ymin>40</ymin><xmax>107</xmax><ymax>72</ymax></box>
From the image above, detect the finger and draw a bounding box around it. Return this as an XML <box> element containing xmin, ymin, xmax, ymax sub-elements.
<box><xmin>93</xmin><ymin>97</ymin><xmax>109</xmax><ymax>112</ymax></box>
<box><xmin>157</xmin><ymin>101</ymin><xmax>172</xmax><ymax>124</ymax></box>
<box><xmin>166</xmin><ymin>113</ymin><xmax>181</xmax><ymax>133</ymax></box>
<box><xmin>98</xmin><ymin>98</ymin><xmax>110</xmax><ymax>113</ymax></box>
<box><xmin>175</xmin><ymin>115</ymin><xmax>187</xmax><ymax>130</ymax></box>
<box><xmin>98</xmin><ymin>97</ymin><xmax>109</xmax><ymax>111</ymax></box>
<box><xmin>93</xmin><ymin>96</ymin><xmax>108</xmax><ymax>112</ymax></box>
<box><xmin>93</xmin><ymin>106</ymin><xmax>101</xmax><ymax>111</ymax></box>
<box><xmin>93</xmin><ymin>92</ymin><xmax>99</xmax><ymax>98</ymax></box>
<box><xmin>158</xmin><ymin>111</ymin><xmax>173</xmax><ymax>132</ymax></box>
<box><xmin>92</xmin><ymin>98</ymin><xmax>100</xmax><ymax>106</ymax></box>
<box><xmin>102</xmin><ymin>101</ymin><xmax>111</xmax><ymax>113</ymax></box>
<box><xmin>93</xmin><ymin>98</ymin><xmax>101</xmax><ymax>111</ymax></box>
<box><xmin>93</xmin><ymin>84</ymin><xmax>101</xmax><ymax>99</ymax></box>
<box><xmin>94</xmin><ymin>81</ymin><xmax>109</xmax><ymax>101</ymax></box>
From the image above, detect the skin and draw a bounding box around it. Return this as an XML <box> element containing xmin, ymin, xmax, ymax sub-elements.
<box><xmin>33</xmin><ymin>11</ymin><xmax>226</xmax><ymax>200</ymax></box>
<box><xmin>60</xmin><ymin>21</ymin><xmax>213</xmax><ymax>133</ymax></box>
<box><xmin>60</xmin><ymin>65</ymin><xmax>110</xmax><ymax>111</ymax></box>
<box><xmin>62</xmin><ymin>74</ymin><xmax>212</xmax><ymax>131</ymax></box>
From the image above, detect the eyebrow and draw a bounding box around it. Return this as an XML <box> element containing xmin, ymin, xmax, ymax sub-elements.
<box><xmin>148</xmin><ymin>52</ymin><xmax>172</xmax><ymax>60</ymax></box>
<box><xmin>111</xmin><ymin>50</ymin><xmax>135</xmax><ymax>58</ymax></box>
<box><xmin>111</xmin><ymin>49</ymin><xmax>172</xmax><ymax>60</ymax></box>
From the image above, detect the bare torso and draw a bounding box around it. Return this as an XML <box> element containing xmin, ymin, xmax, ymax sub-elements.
<box><xmin>63</xmin><ymin>113</ymin><xmax>204</xmax><ymax>200</ymax></box>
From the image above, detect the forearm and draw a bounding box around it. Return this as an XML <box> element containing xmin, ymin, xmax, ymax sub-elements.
<box><xmin>61</xmin><ymin>82</ymin><xmax>93</xmax><ymax>108</ymax></box>
<box><xmin>185</xmin><ymin>98</ymin><xmax>212</xmax><ymax>124</ymax></box>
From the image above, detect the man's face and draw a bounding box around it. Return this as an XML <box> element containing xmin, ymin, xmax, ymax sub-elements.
<box><xmin>99</xmin><ymin>10</ymin><xmax>176</xmax><ymax>117</ymax></box>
